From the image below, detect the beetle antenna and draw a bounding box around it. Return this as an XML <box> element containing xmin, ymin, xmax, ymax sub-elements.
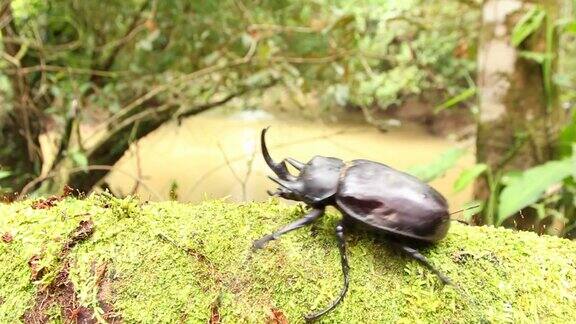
<box><xmin>449</xmin><ymin>204</ymin><xmax>481</xmax><ymax>216</ymax></box>
<box><xmin>449</xmin><ymin>205</ymin><xmax>481</xmax><ymax>225</ymax></box>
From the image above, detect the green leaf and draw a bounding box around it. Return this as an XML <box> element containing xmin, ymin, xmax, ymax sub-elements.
<box><xmin>533</xmin><ymin>203</ymin><xmax>546</xmax><ymax>220</ymax></box>
<box><xmin>572</xmin><ymin>145</ymin><xmax>576</xmax><ymax>179</ymax></box>
<box><xmin>69</xmin><ymin>150</ymin><xmax>88</xmax><ymax>169</ymax></box>
<box><xmin>511</xmin><ymin>7</ymin><xmax>546</xmax><ymax>47</ymax></box>
<box><xmin>497</xmin><ymin>158</ymin><xmax>574</xmax><ymax>225</ymax></box>
<box><xmin>453</xmin><ymin>163</ymin><xmax>487</xmax><ymax>193</ymax></box>
<box><xmin>556</xmin><ymin>114</ymin><xmax>576</xmax><ymax>158</ymax></box>
<box><xmin>518</xmin><ymin>51</ymin><xmax>550</xmax><ymax>64</ymax></box>
<box><xmin>434</xmin><ymin>87</ymin><xmax>476</xmax><ymax>113</ymax></box>
<box><xmin>501</xmin><ymin>170</ymin><xmax>523</xmax><ymax>186</ymax></box>
<box><xmin>564</xmin><ymin>21</ymin><xmax>576</xmax><ymax>34</ymax></box>
<box><xmin>0</xmin><ymin>170</ymin><xmax>11</xmax><ymax>180</ymax></box>
<box><xmin>407</xmin><ymin>148</ymin><xmax>467</xmax><ymax>182</ymax></box>
<box><xmin>461</xmin><ymin>200</ymin><xmax>484</xmax><ymax>222</ymax></box>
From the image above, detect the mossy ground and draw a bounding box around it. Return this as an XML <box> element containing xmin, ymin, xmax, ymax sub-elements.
<box><xmin>1</xmin><ymin>194</ymin><xmax>575</xmax><ymax>323</ymax></box>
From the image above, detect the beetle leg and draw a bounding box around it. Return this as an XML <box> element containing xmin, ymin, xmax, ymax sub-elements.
<box><xmin>286</xmin><ymin>157</ymin><xmax>305</xmax><ymax>171</ymax></box>
<box><xmin>268</xmin><ymin>176</ymin><xmax>301</xmax><ymax>191</ymax></box>
<box><xmin>392</xmin><ymin>242</ymin><xmax>452</xmax><ymax>286</ymax></box>
<box><xmin>267</xmin><ymin>189</ymin><xmax>286</xmax><ymax>196</ymax></box>
<box><xmin>305</xmin><ymin>221</ymin><xmax>350</xmax><ymax>322</ymax></box>
<box><xmin>252</xmin><ymin>207</ymin><xmax>324</xmax><ymax>250</ymax></box>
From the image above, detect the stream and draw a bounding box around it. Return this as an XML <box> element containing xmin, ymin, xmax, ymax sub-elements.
<box><xmin>107</xmin><ymin>109</ymin><xmax>474</xmax><ymax>210</ymax></box>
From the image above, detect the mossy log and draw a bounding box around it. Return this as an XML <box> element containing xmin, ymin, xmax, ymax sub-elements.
<box><xmin>1</xmin><ymin>195</ymin><xmax>575</xmax><ymax>323</ymax></box>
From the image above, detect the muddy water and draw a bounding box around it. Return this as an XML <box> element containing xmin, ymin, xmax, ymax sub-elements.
<box><xmin>106</xmin><ymin>110</ymin><xmax>474</xmax><ymax>210</ymax></box>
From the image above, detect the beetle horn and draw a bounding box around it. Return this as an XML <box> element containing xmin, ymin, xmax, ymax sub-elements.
<box><xmin>286</xmin><ymin>158</ymin><xmax>304</xmax><ymax>171</ymax></box>
<box><xmin>261</xmin><ymin>127</ymin><xmax>295</xmax><ymax>180</ymax></box>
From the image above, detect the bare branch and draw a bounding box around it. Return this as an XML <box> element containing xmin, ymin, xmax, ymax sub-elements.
<box><xmin>248</xmin><ymin>24</ymin><xmax>317</xmax><ymax>34</ymax></box>
<box><xmin>186</xmin><ymin>129</ymin><xmax>358</xmax><ymax>197</ymax></box>
<box><xmin>52</xmin><ymin>99</ymin><xmax>79</xmax><ymax>169</ymax></box>
<box><xmin>241</xmin><ymin>149</ymin><xmax>257</xmax><ymax>200</ymax></box>
<box><xmin>218</xmin><ymin>143</ymin><xmax>244</xmax><ymax>185</ymax></box>
<box><xmin>270</xmin><ymin>52</ymin><xmax>347</xmax><ymax>64</ymax></box>
<box><xmin>2</xmin><ymin>64</ymin><xmax>125</xmax><ymax>77</ymax></box>
<box><xmin>94</xmin><ymin>0</ymin><xmax>153</xmax><ymax>72</ymax></box>
<box><xmin>218</xmin><ymin>142</ymin><xmax>257</xmax><ymax>201</ymax></box>
<box><xmin>67</xmin><ymin>77</ymin><xmax>274</xmax><ymax>193</ymax></box>
<box><xmin>93</xmin><ymin>39</ymin><xmax>259</xmax><ymax>135</ymax></box>
<box><xmin>1</xmin><ymin>0</ymin><xmax>43</xmax><ymax>161</ymax></box>
<box><xmin>128</xmin><ymin>137</ymin><xmax>143</xmax><ymax>196</ymax></box>
<box><xmin>0</xmin><ymin>36</ymin><xmax>81</xmax><ymax>51</ymax></box>
<box><xmin>18</xmin><ymin>164</ymin><xmax>162</xmax><ymax>200</ymax></box>
<box><xmin>1</xmin><ymin>51</ymin><xmax>19</xmax><ymax>66</ymax></box>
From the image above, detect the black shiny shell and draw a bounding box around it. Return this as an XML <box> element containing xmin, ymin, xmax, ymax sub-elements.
<box><xmin>335</xmin><ymin>160</ymin><xmax>450</xmax><ymax>242</ymax></box>
<box><xmin>299</xmin><ymin>156</ymin><xmax>345</xmax><ymax>203</ymax></box>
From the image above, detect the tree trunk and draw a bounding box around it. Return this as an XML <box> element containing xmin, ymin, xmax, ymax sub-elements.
<box><xmin>474</xmin><ymin>0</ymin><xmax>562</xmax><ymax>225</ymax></box>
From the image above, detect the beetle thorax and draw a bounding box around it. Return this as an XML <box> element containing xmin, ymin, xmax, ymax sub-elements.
<box><xmin>296</xmin><ymin>156</ymin><xmax>345</xmax><ymax>204</ymax></box>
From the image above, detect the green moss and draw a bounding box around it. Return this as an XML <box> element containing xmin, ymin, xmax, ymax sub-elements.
<box><xmin>1</xmin><ymin>196</ymin><xmax>576</xmax><ymax>323</ymax></box>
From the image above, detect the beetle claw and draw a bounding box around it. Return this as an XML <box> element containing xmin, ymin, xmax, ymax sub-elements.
<box><xmin>252</xmin><ymin>237</ymin><xmax>271</xmax><ymax>250</ymax></box>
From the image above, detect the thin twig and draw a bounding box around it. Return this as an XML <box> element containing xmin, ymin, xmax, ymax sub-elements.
<box><xmin>94</xmin><ymin>0</ymin><xmax>153</xmax><ymax>71</ymax></box>
<box><xmin>18</xmin><ymin>165</ymin><xmax>162</xmax><ymax>200</ymax></box>
<box><xmin>234</xmin><ymin>0</ymin><xmax>254</xmax><ymax>25</ymax></box>
<box><xmin>218</xmin><ymin>143</ymin><xmax>244</xmax><ymax>187</ymax></box>
<box><xmin>270</xmin><ymin>53</ymin><xmax>343</xmax><ymax>64</ymax></box>
<box><xmin>247</xmin><ymin>24</ymin><xmax>317</xmax><ymax>34</ymax></box>
<box><xmin>2</xmin><ymin>64</ymin><xmax>125</xmax><ymax>77</ymax></box>
<box><xmin>241</xmin><ymin>148</ymin><xmax>257</xmax><ymax>200</ymax></box>
<box><xmin>93</xmin><ymin>39</ymin><xmax>259</xmax><ymax>135</ymax></box>
<box><xmin>186</xmin><ymin>129</ymin><xmax>360</xmax><ymax>197</ymax></box>
<box><xmin>1</xmin><ymin>51</ymin><xmax>20</xmax><ymax>66</ymax></box>
<box><xmin>217</xmin><ymin>142</ymin><xmax>257</xmax><ymax>200</ymax></box>
<box><xmin>128</xmin><ymin>125</ymin><xmax>143</xmax><ymax>196</ymax></box>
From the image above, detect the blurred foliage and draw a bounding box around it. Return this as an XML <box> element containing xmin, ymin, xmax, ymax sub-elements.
<box><xmin>452</xmin><ymin>131</ymin><xmax>576</xmax><ymax>237</ymax></box>
<box><xmin>407</xmin><ymin>2</ymin><xmax>576</xmax><ymax>238</ymax></box>
<box><xmin>2</xmin><ymin>0</ymin><xmax>480</xmax><ymax>111</ymax></box>
<box><xmin>447</xmin><ymin>3</ymin><xmax>576</xmax><ymax>238</ymax></box>
<box><xmin>0</xmin><ymin>0</ymin><xmax>480</xmax><ymax>193</ymax></box>
<box><xmin>407</xmin><ymin>147</ymin><xmax>467</xmax><ymax>183</ymax></box>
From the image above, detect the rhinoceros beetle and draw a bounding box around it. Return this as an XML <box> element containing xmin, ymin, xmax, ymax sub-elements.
<box><xmin>252</xmin><ymin>127</ymin><xmax>453</xmax><ymax>321</ymax></box>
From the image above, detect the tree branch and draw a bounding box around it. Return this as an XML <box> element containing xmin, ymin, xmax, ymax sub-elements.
<box><xmin>66</xmin><ymin>78</ymin><xmax>275</xmax><ymax>193</ymax></box>
<box><xmin>91</xmin><ymin>39</ymin><xmax>259</xmax><ymax>137</ymax></box>
<box><xmin>51</xmin><ymin>100</ymin><xmax>79</xmax><ymax>172</ymax></box>
<box><xmin>2</xmin><ymin>64</ymin><xmax>126</xmax><ymax>77</ymax></box>
<box><xmin>0</xmin><ymin>0</ymin><xmax>43</xmax><ymax>161</ymax></box>
<box><xmin>93</xmin><ymin>0</ymin><xmax>152</xmax><ymax>74</ymax></box>
<box><xmin>18</xmin><ymin>164</ymin><xmax>162</xmax><ymax>200</ymax></box>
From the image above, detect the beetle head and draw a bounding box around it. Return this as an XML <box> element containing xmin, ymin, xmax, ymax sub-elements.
<box><xmin>261</xmin><ymin>127</ymin><xmax>306</xmax><ymax>202</ymax></box>
<box><xmin>261</xmin><ymin>128</ymin><xmax>344</xmax><ymax>205</ymax></box>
